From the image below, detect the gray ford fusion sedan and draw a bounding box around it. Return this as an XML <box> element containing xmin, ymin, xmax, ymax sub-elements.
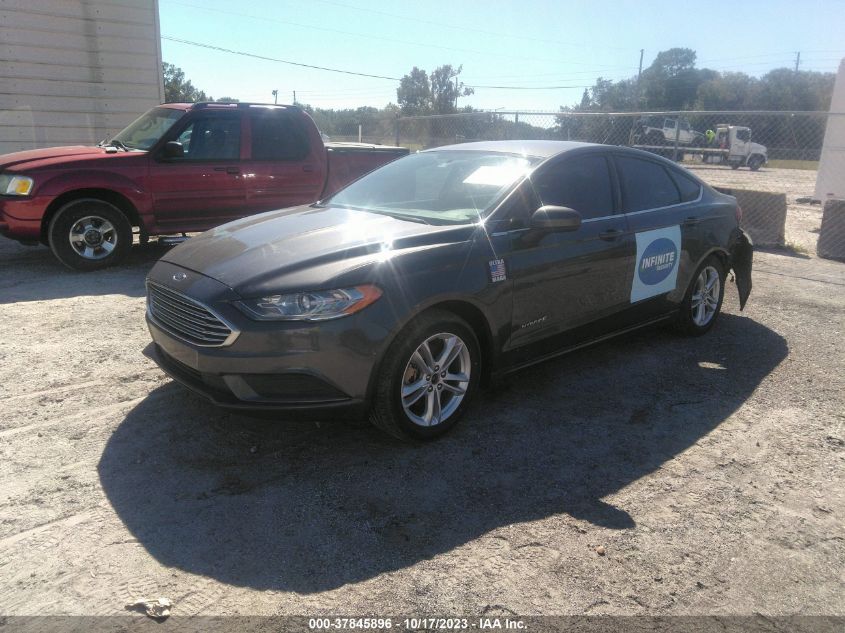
<box><xmin>145</xmin><ymin>140</ymin><xmax>752</xmax><ymax>440</ymax></box>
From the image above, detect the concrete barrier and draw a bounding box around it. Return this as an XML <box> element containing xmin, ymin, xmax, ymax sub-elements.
<box><xmin>817</xmin><ymin>199</ymin><xmax>845</xmax><ymax>261</ymax></box>
<box><xmin>728</xmin><ymin>189</ymin><xmax>787</xmax><ymax>247</ymax></box>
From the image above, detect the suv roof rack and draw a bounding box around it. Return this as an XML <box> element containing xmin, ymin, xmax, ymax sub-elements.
<box><xmin>191</xmin><ymin>102</ymin><xmax>296</xmax><ymax>110</ymax></box>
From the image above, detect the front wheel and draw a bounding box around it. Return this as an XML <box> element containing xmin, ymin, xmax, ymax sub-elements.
<box><xmin>48</xmin><ymin>199</ymin><xmax>133</xmax><ymax>271</ymax></box>
<box><xmin>369</xmin><ymin>310</ymin><xmax>481</xmax><ymax>441</ymax></box>
<box><xmin>748</xmin><ymin>156</ymin><xmax>764</xmax><ymax>171</ymax></box>
<box><xmin>675</xmin><ymin>256</ymin><xmax>726</xmax><ymax>336</ymax></box>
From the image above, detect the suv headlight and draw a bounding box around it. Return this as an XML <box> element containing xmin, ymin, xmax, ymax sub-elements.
<box><xmin>0</xmin><ymin>174</ymin><xmax>34</xmax><ymax>196</ymax></box>
<box><xmin>235</xmin><ymin>285</ymin><xmax>382</xmax><ymax>321</ymax></box>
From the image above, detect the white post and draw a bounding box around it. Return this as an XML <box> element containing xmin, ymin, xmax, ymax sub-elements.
<box><xmin>358</xmin><ymin>124</ymin><xmax>362</xmax><ymax>143</ymax></box>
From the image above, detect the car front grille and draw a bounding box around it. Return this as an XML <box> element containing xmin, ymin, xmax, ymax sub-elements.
<box><xmin>147</xmin><ymin>281</ymin><xmax>236</xmax><ymax>347</ymax></box>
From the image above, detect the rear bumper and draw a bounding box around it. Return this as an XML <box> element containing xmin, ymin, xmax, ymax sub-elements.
<box><xmin>730</xmin><ymin>228</ymin><xmax>753</xmax><ymax>310</ymax></box>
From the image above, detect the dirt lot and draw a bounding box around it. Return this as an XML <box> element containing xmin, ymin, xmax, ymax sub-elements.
<box><xmin>1</xmin><ymin>167</ymin><xmax>843</xmax><ymax>618</ymax></box>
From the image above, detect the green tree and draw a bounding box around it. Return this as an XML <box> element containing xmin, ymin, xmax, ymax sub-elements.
<box><xmin>397</xmin><ymin>65</ymin><xmax>473</xmax><ymax>115</ymax></box>
<box><xmin>162</xmin><ymin>62</ymin><xmax>209</xmax><ymax>103</ymax></box>
<box><xmin>397</xmin><ymin>67</ymin><xmax>431</xmax><ymax>115</ymax></box>
<box><xmin>430</xmin><ymin>64</ymin><xmax>474</xmax><ymax>114</ymax></box>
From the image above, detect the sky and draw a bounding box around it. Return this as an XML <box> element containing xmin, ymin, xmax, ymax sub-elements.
<box><xmin>159</xmin><ymin>0</ymin><xmax>845</xmax><ymax>112</ymax></box>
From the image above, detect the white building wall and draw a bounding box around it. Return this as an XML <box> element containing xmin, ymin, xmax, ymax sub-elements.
<box><xmin>0</xmin><ymin>0</ymin><xmax>163</xmax><ymax>154</ymax></box>
<box><xmin>815</xmin><ymin>59</ymin><xmax>845</xmax><ymax>201</ymax></box>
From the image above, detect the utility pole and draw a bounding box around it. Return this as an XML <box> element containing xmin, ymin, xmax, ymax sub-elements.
<box><xmin>635</xmin><ymin>48</ymin><xmax>644</xmax><ymax>110</ymax></box>
<box><xmin>271</xmin><ymin>89</ymin><xmax>278</xmax><ymax>104</ymax></box>
<box><xmin>794</xmin><ymin>51</ymin><xmax>801</xmax><ymax>72</ymax></box>
<box><xmin>293</xmin><ymin>90</ymin><xmax>296</xmax><ymax>104</ymax></box>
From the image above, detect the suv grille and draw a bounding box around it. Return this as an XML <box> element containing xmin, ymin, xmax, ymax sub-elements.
<box><xmin>147</xmin><ymin>282</ymin><xmax>236</xmax><ymax>347</ymax></box>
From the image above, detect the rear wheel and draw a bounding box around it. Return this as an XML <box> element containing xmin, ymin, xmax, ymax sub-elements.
<box><xmin>748</xmin><ymin>155</ymin><xmax>764</xmax><ymax>171</ymax></box>
<box><xmin>369</xmin><ymin>310</ymin><xmax>481</xmax><ymax>441</ymax></box>
<box><xmin>48</xmin><ymin>199</ymin><xmax>132</xmax><ymax>271</ymax></box>
<box><xmin>675</xmin><ymin>256</ymin><xmax>726</xmax><ymax>336</ymax></box>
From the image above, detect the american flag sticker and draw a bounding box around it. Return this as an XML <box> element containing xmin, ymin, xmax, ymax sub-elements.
<box><xmin>488</xmin><ymin>258</ymin><xmax>507</xmax><ymax>282</ymax></box>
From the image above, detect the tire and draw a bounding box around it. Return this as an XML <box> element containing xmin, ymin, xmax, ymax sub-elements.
<box><xmin>748</xmin><ymin>156</ymin><xmax>763</xmax><ymax>171</ymax></box>
<box><xmin>730</xmin><ymin>162</ymin><xmax>740</xmax><ymax>170</ymax></box>
<box><xmin>48</xmin><ymin>198</ymin><xmax>133</xmax><ymax>271</ymax></box>
<box><xmin>675</xmin><ymin>256</ymin><xmax>726</xmax><ymax>336</ymax></box>
<box><xmin>369</xmin><ymin>309</ymin><xmax>481</xmax><ymax>441</ymax></box>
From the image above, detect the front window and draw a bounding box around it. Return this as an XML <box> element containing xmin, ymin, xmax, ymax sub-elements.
<box><xmin>109</xmin><ymin>107</ymin><xmax>185</xmax><ymax>150</ymax></box>
<box><xmin>323</xmin><ymin>150</ymin><xmax>539</xmax><ymax>225</ymax></box>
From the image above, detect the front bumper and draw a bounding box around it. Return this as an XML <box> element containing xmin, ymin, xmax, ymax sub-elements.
<box><xmin>144</xmin><ymin>261</ymin><xmax>391</xmax><ymax>419</ymax></box>
<box><xmin>0</xmin><ymin>196</ymin><xmax>46</xmax><ymax>242</ymax></box>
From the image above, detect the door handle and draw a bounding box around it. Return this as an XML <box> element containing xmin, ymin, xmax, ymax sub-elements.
<box><xmin>599</xmin><ymin>228</ymin><xmax>622</xmax><ymax>241</ymax></box>
<box><xmin>226</xmin><ymin>166</ymin><xmax>240</xmax><ymax>175</ymax></box>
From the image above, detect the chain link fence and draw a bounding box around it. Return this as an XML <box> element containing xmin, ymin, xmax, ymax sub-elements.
<box><xmin>385</xmin><ymin>109</ymin><xmax>843</xmax><ymax>253</ymax></box>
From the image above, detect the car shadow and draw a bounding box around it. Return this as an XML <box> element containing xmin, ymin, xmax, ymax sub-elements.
<box><xmin>0</xmin><ymin>240</ymin><xmax>174</xmax><ymax>304</ymax></box>
<box><xmin>98</xmin><ymin>313</ymin><xmax>787</xmax><ymax>592</ymax></box>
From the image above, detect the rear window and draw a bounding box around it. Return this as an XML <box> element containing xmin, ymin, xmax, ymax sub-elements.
<box><xmin>671</xmin><ymin>169</ymin><xmax>702</xmax><ymax>202</ymax></box>
<box><xmin>616</xmin><ymin>155</ymin><xmax>681</xmax><ymax>212</ymax></box>
<box><xmin>250</xmin><ymin>113</ymin><xmax>310</xmax><ymax>160</ymax></box>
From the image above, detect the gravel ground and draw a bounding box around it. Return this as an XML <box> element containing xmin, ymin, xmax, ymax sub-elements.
<box><xmin>0</xmin><ymin>173</ymin><xmax>843</xmax><ymax>617</ymax></box>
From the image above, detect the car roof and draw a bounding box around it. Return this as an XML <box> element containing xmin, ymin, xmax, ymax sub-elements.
<box><xmin>427</xmin><ymin>140</ymin><xmax>597</xmax><ymax>160</ymax></box>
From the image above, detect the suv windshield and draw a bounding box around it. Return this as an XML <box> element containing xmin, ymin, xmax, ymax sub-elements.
<box><xmin>109</xmin><ymin>107</ymin><xmax>185</xmax><ymax>150</ymax></box>
<box><xmin>324</xmin><ymin>150</ymin><xmax>538</xmax><ymax>224</ymax></box>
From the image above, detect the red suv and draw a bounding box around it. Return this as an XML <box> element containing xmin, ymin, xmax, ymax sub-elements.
<box><xmin>0</xmin><ymin>102</ymin><xmax>407</xmax><ymax>270</ymax></box>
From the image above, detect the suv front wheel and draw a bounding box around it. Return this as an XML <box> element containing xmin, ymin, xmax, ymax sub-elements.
<box><xmin>48</xmin><ymin>199</ymin><xmax>133</xmax><ymax>271</ymax></box>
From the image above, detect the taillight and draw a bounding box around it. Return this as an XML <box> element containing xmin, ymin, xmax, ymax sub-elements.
<box><xmin>735</xmin><ymin>205</ymin><xmax>743</xmax><ymax>223</ymax></box>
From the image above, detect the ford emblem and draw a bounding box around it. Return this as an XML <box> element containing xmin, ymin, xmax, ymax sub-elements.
<box><xmin>172</xmin><ymin>272</ymin><xmax>188</xmax><ymax>281</ymax></box>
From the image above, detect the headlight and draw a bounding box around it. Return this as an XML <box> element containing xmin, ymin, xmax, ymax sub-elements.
<box><xmin>235</xmin><ymin>285</ymin><xmax>382</xmax><ymax>321</ymax></box>
<box><xmin>0</xmin><ymin>174</ymin><xmax>34</xmax><ymax>196</ymax></box>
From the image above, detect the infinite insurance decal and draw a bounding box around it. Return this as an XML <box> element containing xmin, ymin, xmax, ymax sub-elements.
<box><xmin>631</xmin><ymin>225</ymin><xmax>681</xmax><ymax>302</ymax></box>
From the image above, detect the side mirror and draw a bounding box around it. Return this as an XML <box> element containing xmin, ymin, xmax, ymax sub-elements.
<box><xmin>530</xmin><ymin>205</ymin><xmax>582</xmax><ymax>231</ymax></box>
<box><xmin>162</xmin><ymin>141</ymin><xmax>184</xmax><ymax>159</ymax></box>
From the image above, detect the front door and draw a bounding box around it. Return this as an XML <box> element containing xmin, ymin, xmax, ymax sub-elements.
<box><xmin>149</xmin><ymin>112</ymin><xmax>247</xmax><ymax>229</ymax></box>
<box><xmin>504</xmin><ymin>152</ymin><xmax>634</xmax><ymax>357</ymax></box>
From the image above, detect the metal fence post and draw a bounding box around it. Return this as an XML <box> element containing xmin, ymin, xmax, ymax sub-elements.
<box><xmin>672</xmin><ymin>118</ymin><xmax>681</xmax><ymax>161</ymax></box>
<box><xmin>394</xmin><ymin>117</ymin><xmax>400</xmax><ymax>147</ymax></box>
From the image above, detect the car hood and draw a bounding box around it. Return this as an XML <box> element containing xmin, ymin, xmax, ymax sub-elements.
<box><xmin>162</xmin><ymin>205</ymin><xmax>476</xmax><ymax>295</ymax></box>
<box><xmin>0</xmin><ymin>146</ymin><xmax>136</xmax><ymax>171</ymax></box>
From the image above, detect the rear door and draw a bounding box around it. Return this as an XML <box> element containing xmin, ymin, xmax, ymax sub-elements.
<box><xmin>242</xmin><ymin>108</ymin><xmax>325</xmax><ymax>212</ymax></box>
<box><xmin>149</xmin><ymin>112</ymin><xmax>247</xmax><ymax>228</ymax></box>
<box><xmin>506</xmin><ymin>151</ymin><xmax>634</xmax><ymax>351</ymax></box>
<box><xmin>612</xmin><ymin>153</ymin><xmax>701</xmax><ymax>322</ymax></box>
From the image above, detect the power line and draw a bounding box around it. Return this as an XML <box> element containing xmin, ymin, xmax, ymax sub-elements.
<box><xmin>292</xmin><ymin>0</ymin><xmax>638</xmax><ymax>52</ymax></box>
<box><xmin>161</xmin><ymin>36</ymin><xmax>401</xmax><ymax>80</ymax></box>
<box><xmin>162</xmin><ymin>0</ymin><xmax>629</xmax><ymax>69</ymax></box>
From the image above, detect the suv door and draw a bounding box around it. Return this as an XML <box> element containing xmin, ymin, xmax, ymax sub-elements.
<box><xmin>149</xmin><ymin>112</ymin><xmax>247</xmax><ymax>229</ymax></box>
<box><xmin>612</xmin><ymin>153</ymin><xmax>701</xmax><ymax>322</ymax></box>
<box><xmin>242</xmin><ymin>109</ymin><xmax>325</xmax><ymax>212</ymax></box>
<box><xmin>504</xmin><ymin>152</ymin><xmax>634</xmax><ymax>353</ymax></box>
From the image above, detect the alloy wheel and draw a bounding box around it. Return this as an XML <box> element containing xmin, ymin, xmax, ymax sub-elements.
<box><xmin>400</xmin><ymin>332</ymin><xmax>471</xmax><ymax>427</ymax></box>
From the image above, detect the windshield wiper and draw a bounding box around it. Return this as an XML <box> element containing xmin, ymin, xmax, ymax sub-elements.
<box><xmin>100</xmin><ymin>139</ymin><xmax>130</xmax><ymax>151</ymax></box>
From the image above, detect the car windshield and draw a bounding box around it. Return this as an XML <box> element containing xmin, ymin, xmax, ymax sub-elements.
<box><xmin>323</xmin><ymin>150</ymin><xmax>538</xmax><ymax>224</ymax></box>
<box><xmin>108</xmin><ymin>107</ymin><xmax>185</xmax><ymax>150</ymax></box>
